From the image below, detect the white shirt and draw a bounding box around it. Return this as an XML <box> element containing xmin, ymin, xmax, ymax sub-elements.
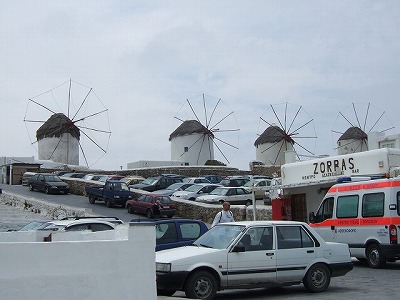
<box><xmin>211</xmin><ymin>210</ymin><xmax>235</xmax><ymax>227</ymax></box>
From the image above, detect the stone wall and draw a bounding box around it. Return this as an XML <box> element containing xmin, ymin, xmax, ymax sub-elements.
<box><xmin>0</xmin><ymin>191</ymin><xmax>92</xmax><ymax>219</ymax></box>
<box><xmin>172</xmin><ymin>197</ymin><xmax>273</xmax><ymax>224</ymax></box>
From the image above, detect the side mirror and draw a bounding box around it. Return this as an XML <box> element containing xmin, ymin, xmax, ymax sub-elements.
<box><xmin>232</xmin><ymin>245</ymin><xmax>245</xmax><ymax>253</ymax></box>
<box><xmin>309</xmin><ymin>212</ymin><xmax>316</xmax><ymax>223</ymax></box>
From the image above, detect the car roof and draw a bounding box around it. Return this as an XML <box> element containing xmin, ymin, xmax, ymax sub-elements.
<box><xmin>41</xmin><ymin>219</ymin><xmax>116</xmax><ymax>227</ymax></box>
<box><xmin>218</xmin><ymin>220</ymin><xmax>307</xmax><ymax>226</ymax></box>
<box><xmin>129</xmin><ymin>218</ymin><xmax>206</xmax><ymax>224</ymax></box>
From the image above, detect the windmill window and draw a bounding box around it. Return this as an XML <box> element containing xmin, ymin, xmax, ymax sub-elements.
<box><xmin>184</xmin><ymin>147</ymin><xmax>189</xmax><ymax>152</ymax></box>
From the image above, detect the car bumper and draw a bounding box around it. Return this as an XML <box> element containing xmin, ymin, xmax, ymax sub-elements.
<box><xmin>160</xmin><ymin>209</ymin><xmax>176</xmax><ymax>216</ymax></box>
<box><xmin>50</xmin><ymin>187</ymin><xmax>70</xmax><ymax>193</ymax></box>
<box><xmin>381</xmin><ymin>244</ymin><xmax>400</xmax><ymax>260</ymax></box>
<box><xmin>329</xmin><ymin>262</ymin><xmax>353</xmax><ymax>277</ymax></box>
<box><xmin>156</xmin><ymin>271</ymin><xmax>189</xmax><ymax>290</ymax></box>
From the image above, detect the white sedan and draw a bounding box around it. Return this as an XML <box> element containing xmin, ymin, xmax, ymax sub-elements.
<box><xmin>156</xmin><ymin>221</ymin><xmax>353</xmax><ymax>299</ymax></box>
<box><xmin>195</xmin><ymin>186</ymin><xmax>253</xmax><ymax>206</ymax></box>
<box><xmin>172</xmin><ymin>183</ymin><xmax>221</xmax><ymax>200</ymax></box>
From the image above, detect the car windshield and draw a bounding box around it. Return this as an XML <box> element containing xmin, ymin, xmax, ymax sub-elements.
<box><xmin>44</xmin><ymin>175</ymin><xmax>63</xmax><ymax>182</ymax></box>
<box><xmin>243</xmin><ymin>180</ymin><xmax>255</xmax><ymax>187</ymax></box>
<box><xmin>142</xmin><ymin>177</ymin><xmax>158</xmax><ymax>185</ymax></box>
<box><xmin>18</xmin><ymin>221</ymin><xmax>50</xmax><ymax>231</ymax></box>
<box><xmin>209</xmin><ymin>188</ymin><xmax>228</xmax><ymax>196</ymax></box>
<box><xmin>193</xmin><ymin>224</ymin><xmax>245</xmax><ymax>249</ymax></box>
<box><xmin>166</xmin><ymin>183</ymin><xmax>183</xmax><ymax>190</ymax></box>
<box><xmin>155</xmin><ymin>196</ymin><xmax>172</xmax><ymax>204</ymax></box>
<box><xmin>184</xmin><ymin>184</ymin><xmax>204</xmax><ymax>192</ymax></box>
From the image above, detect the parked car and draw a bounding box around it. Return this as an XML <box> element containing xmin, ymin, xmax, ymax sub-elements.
<box><xmin>195</xmin><ymin>186</ymin><xmax>252</xmax><ymax>205</ymax></box>
<box><xmin>130</xmin><ymin>218</ymin><xmax>209</xmax><ymax>251</ymax></box>
<box><xmin>155</xmin><ymin>183</ymin><xmax>194</xmax><ymax>196</ymax></box>
<box><xmin>85</xmin><ymin>180</ymin><xmax>133</xmax><ymax>207</ymax></box>
<box><xmin>60</xmin><ymin>216</ymin><xmax>124</xmax><ymax>225</ymax></box>
<box><xmin>18</xmin><ymin>217</ymin><xmax>123</xmax><ymax>231</ymax></box>
<box><xmin>203</xmin><ymin>175</ymin><xmax>223</xmax><ymax>184</ymax></box>
<box><xmin>123</xmin><ymin>176</ymin><xmax>145</xmax><ymax>187</ymax></box>
<box><xmin>172</xmin><ymin>183</ymin><xmax>221</xmax><ymax>200</ymax></box>
<box><xmin>182</xmin><ymin>177</ymin><xmax>211</xmax><ymax>184</ymax></box>
<box><xmin>155</xmin><ymin>221</ymin><xmax>353</xmax><ymax>298</ymax></box>
<box><xmin>28</xmin><ymin>173</ymin><xmax>70</xmax><ymax>194</ymax></box>
<box><xmin>37</xmin><ymin>218</ymin><xmax>117</xmax><ymax>232</ymax></box>
<box><xmin>60</xmin><ymin>172</ymin><xmax>87</xmax><ymax>179</ymax></box>
<box><xmin>126</xmin><ymin>194</ymin><xmax>176</xmax><ymax>218</ymax></box>
<box><xmin>242</xmin><ymin>178</ymin><xmax>272</xmax><ymax>200</ymax></box>
<box><xmin>219</xmin><ymin>177</ymin><xmax>250</xmax><ymax>187</ymax></box>
<box><xmin>130</xmin><ymin>175</ymin><xmax>184</xmax><ymax>192</ymax></box>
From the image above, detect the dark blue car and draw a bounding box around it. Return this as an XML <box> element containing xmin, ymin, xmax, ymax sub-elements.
<box><xmin>130</xmin><ymin>218</ymin><xmax>209</xmax><ymax>251</ymax></box>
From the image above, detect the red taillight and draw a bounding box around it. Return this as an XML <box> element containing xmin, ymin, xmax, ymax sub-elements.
<box><xmin>389</xmin><ymin>224</ymin><xmax>397</xmax><ymax>244</ymax></box>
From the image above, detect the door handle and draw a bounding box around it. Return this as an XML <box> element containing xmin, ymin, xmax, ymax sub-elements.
<box><xmin>307</xmin><ymin>250</ymin><xmax>314</xmax><ymax>253</ymax></box>
<box><xmin>266</xmin><ymin>253</ymin><xmax>274</xmax><ymax>256</ymax></box>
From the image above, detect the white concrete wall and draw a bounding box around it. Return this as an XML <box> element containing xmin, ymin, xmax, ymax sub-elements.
<box><xmin>0</xmin><ymin>224</ymin><xmax>156</xmax><ymax>300</ymax></box>
<box><xmin>171</xmin><ymin>133</ymin><xmax>214</xmax><ymax>165</ymax></box>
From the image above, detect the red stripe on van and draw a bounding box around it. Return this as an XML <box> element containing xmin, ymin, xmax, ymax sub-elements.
<box><xmin>310</xmin><ymin>217</ymin><xmax>400</xmax><ymax>228</ymax></box>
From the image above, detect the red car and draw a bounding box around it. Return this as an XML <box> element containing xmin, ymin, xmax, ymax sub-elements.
<box><xmin>126</xmin><ymin>194</ymin><xmax>176</xmax><ymax>218</ymax></box>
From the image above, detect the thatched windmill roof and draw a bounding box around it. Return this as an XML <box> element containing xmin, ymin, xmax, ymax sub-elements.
<box><xmin>338</xmin><ymin>126</ymin><xmax>367</xmax><ymax>141</ymax></box>
<box><xmin>254</xmin><ymin>125</ymin><xmax>294</xmax><ymax>147</ymax></box>
<box><xmin>36</xmin><ymin>113</ymin><xmax>80</xmax><ymax>140</ymax></box>
<box><xmin>169</xmin><ymin>120</ymin><xmax>213</xmax><ymax>141</ymax></box>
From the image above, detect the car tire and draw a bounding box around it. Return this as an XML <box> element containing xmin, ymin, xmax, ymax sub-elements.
<box><xmin>303</xmin><ymin>263</ymin><xmax>331</xmax><ymax>293</ymax></box>
<box><xmin>127</xmin><ymin>205</ymin><xmax>134</xmax><ymax>214</ymax></box>
<box><xmin>29</xmin><ymin>184</ymin><xmax>34</xmax><ymax>191</ymax></box>
<box><xmin>45</xmin><ymin>187</ymin><xmax>50</xmax><ymax>194</ymax></box>
<box><xmin>245</xmin><ymin>199</ymin><xmax>252</xmax><ymax>206</ymax></box>
<box><xmin>184</xmin><ymin>270</ymin><xmax>218</xmax><ymax>300</ymax></box>
<box><xmin>157</xmin><ymin>289</ymin><xmax>176</xmax><ymax>297</ymax></box>
<box><xmin>366</xmin><ymin>244</ymin><xmax>386</xmax><ymax>268</ymax></box>
<box><xmin>89</xmin><ymin>195</ymin><xmax>95</xmax><ymax>204</ymax></box>
<box><xmin>167</xmin><ymin>214</ymin><xmax>173</xmax><ymax>218</ymax></box>
<box><xmin>105</xmin><ymin>199</ymin><xmax>113</xmax><ymax>208</ymax></box>
<box><xmin>146</xmin><ymin>209</ymin><xmax>154</xmax><ymax>219</ymax></box>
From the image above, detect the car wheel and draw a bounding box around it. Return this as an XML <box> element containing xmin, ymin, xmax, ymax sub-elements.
<box><xmin>88</xmin><ymin>195</ymin><xmax>95</xmax><ymax>204</ymax></box>
<box><xmin>245</xmin><ymin>199</ymin><xmax>252</xmax><ymax>206</ymax></box>
<box><xmin>29</xmin><ymin>184</ymin><xmax>34</xmax><ymax>191</ymax></box>
<box><xmin>146</xmin><ymin>209</ymin><xmax>154</xmax><ymax>219</ymax></box>
<box><xmin>157</xmin><ymin>289</ymin><xmax>176</xmax><ymax>297</ymax></box>
<box><xmin>105</xmin><ymin>199</ymin><xmax>113</xmax><ymax>208</ymax></box>
<box><xmin>45</xmin><ymin>187</ymin><xmax>50</xmax><ymax>194</ymax></box>
<box><xmin>184</xmin><ymin>270</ymin><xmax>218</xmax><ymax>300</ymax></box>
<box><xmin>167</xmin><ymin>214</ymin><xmax>173</xmax><ymax>218</ymax></box>
<box><xmin>303</xmin><ymin>263</ymin><xmax>331</xmax><ymax>293</ymax></box>
<box><xmin>367</xmin><ymin>244</ymin><xmax>386</xmax><ymax>268</ymax></box>
<box><xmin>127</xmin><ymin>205</ymin><xmax>134</xmax><ymax>214</ymax></box>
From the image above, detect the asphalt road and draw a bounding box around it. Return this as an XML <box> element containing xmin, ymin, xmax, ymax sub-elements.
<box><xmin>2</xmin><ymin>183</ymin><xmax>400</xmax><ymax>299</ymax></box>
<box><xmin>0</xmin><ymin>183</ymin><xmax>143</xmax><ymax>223</ymax></box>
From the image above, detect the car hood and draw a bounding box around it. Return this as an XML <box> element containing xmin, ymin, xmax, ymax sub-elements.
<box><xmin>156</xmin><ymin>245</ymin><xmax>222</xmax><ymax>263</ymax></box>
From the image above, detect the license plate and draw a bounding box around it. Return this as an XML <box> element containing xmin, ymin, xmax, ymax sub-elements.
<box><xmin>163</xmin><ymin>206</ymin><xmax>169</xmax><ymax>208</ymax></box>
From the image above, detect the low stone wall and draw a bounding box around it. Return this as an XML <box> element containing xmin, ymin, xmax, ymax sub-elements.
<box><xmin>0</xmin><ymin>191</ymin><xmax>93</xmax><ymax>219</ymax></box>
<box><xmin>172</xmin><ymin>197</ymin><xmax>273</xmax><ymax>224</ymax></box>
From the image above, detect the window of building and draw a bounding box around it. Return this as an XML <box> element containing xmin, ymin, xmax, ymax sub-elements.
<box><xmin>184</xmin><ymin>146</ymin><xmax>189</xmax><ymax>152</ymax></box>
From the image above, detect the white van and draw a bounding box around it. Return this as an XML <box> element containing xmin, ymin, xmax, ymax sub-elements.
<box><xmin>309</xmin><ymin>176</ymin><xmax>400</xmax><ymax>268</ymax></box>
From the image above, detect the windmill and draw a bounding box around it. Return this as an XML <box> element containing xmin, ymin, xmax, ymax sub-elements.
<box><xmin>24</xmin><ymin>79</ymin><xmax>111</xmax><ymax>168</ymax></box>
<box><xmin>170</xmin><ymin>94</ymin><xmax>240</xmax><ymax>166</ymax></box>
<box><xmin>255</xmin><ymin>102</ymin><xmax>317</xmax><ymax>166</ymax></box>
<box><xmin>331</xmin><ymin>102</ymin><xmax>395</xmax><ymax>155</ymax></box>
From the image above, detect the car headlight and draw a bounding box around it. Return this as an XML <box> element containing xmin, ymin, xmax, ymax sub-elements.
<box><xmin>156</xmin><ymin>262</ymin><xmax>171</xmax><ymax>272</ymax></box>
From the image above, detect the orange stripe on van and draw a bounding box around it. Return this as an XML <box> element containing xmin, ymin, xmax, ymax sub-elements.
<box><xmin>327</xmin><ymin>179</ymin><xmax>400</xmax><ymax>194</ymax></box>
<box><xmin>310</xmin><ymin>217</ymin><xmax>400</xmax><ymax>228</ymax></box>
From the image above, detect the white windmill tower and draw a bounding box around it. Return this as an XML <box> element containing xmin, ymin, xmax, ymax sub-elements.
<box><xmin>170</xmin><ymin>94</ymin><xmax>239</xmax><ymax>166</ymax></box>
<box><xmin>255</xmin><ymin>103</ymin><xmax>317</xmax><ymax>166</ymax></box>
<box><xmin>332</xmin><ymin>103</ymin><xmax>395</xmax><ymax>155</ymax></box>
<box><xmin>37</xmin><ymin>113</ymin><xmax>80</xmax><ymax>165</ymax></box>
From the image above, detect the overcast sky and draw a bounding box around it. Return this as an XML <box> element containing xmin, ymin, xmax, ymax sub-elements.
<box><xmin>1</xmin><ymin>1</ymin><xmax>400</xmax><ymax>171</ymax></box>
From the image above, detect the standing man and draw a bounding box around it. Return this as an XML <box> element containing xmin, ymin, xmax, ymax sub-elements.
<box><xmin>211</xmin><ymin>201</ymin><xmax>235</xmax><ymax>227</ymax></box>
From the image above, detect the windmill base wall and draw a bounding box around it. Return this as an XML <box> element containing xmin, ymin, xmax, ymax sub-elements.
<box><xmin>170</xmin><ymin>134</ymin><xmax>214</xmax><ymax>165</ymax></box>
<box><xmin>38</xmin><ymin>134</ymin><xmax>79</xmax><ymax>165</ymax></box>
<box><xmin>256</xmin><ymin>142</ymin><xmax>294</xmax><ymax>166</ymax></box>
